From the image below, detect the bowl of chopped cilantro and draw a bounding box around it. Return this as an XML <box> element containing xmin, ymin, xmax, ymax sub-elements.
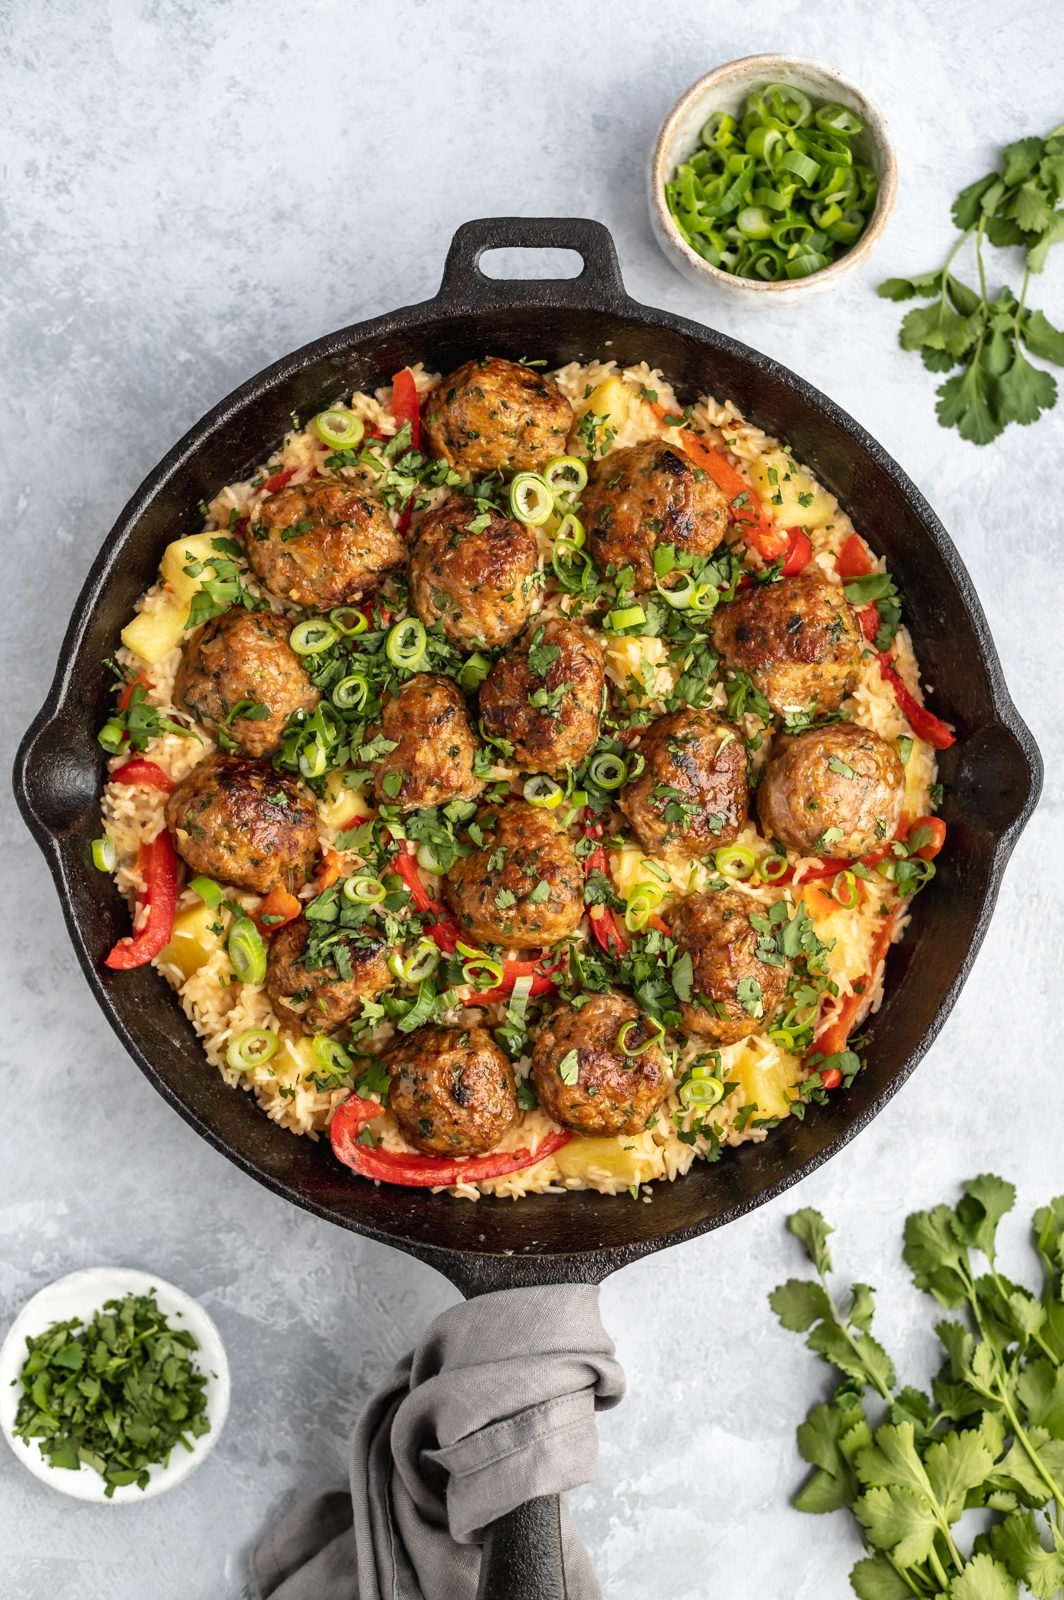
<box><xmin>0</xmin><ymin>1267</ymin><xmax>229</xmax><ymax>1501</ymax></box>
<box><xmin>649</xmin><ymin>54</ymin><xmax>897</xmax><ymax>301</ymax></box>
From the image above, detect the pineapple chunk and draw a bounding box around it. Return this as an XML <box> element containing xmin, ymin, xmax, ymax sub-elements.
<box><xmin>573</xmin><ymin>376</ymin><xmax>633</xmax><ymax>457</ymax></box>
<box><xmin>555</xmin><ymin>1135</ymin><xmax>661</xmax><ymax>1187</ymax></box>
<box><xmin>159</xmin><ymin>531</ymin><xmax>224</xmax><ymax>605</ymax></box>
<box><xmin>120</xmin><ymin>602</ymin><xmax>190</xmax><ymax>665</ymax></box>
<box><xmin>317</xmin><ymin>770</ymin><xmax>372</xmax><ymax>832</ymax></box>
<box><xmin>277</xmin><ymin>1033</ymin><xmax>317</xmax><ymax>1083</ymax></box>
<box><xmin>157</xmin><ymin>902</ymin><xmax>226</xmax><ymax>982</ymax></box>
<box><xmin>725</xmin><ymin>1040</ymin><xmax>802</xmax><ymax>1120</ymax></box>
<box><xmin>748</xmin><ymin>448</ymin><xmax>835</xmax><ymax>530</ymax></box>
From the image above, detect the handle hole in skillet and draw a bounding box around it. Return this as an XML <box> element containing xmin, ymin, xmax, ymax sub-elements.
<box><xmin>477</xmin><ymin>247</ymin><xmax>583</xmax><ymax>280</ymax></box>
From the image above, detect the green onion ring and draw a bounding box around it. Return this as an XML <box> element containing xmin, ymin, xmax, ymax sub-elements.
<box><xmin>624</xmin><ymin>881</ymin><xmax>665</xmax><ymax>932</ymax></box>
<box><xmin>756</xmin><ymin>853</ymin><xmax>789</xmax><ymax>884</ymax></box>
<box><xmin>551</xmin><ymin>537</ymin><xmax>594</xmax><ymax>592</ymax></box>
<box><xmin>524</xmin><ymin>774</ymin><xmax>564</xmax><ymax>809</ymax></box>
<box><xmin>700</xmin><ymin>111</ymin><xmax>736</xmax><ymax>149</ymax></box>
<box><xmin>329</xmin><ymin>605</ymin><xmax>369</xmax><ymax>636</ymax></box>
<box><xmin>388</xmin><ymin>939</ymin><xmax>440</xmax><ymax>985</ymax></box>
<box><xmin>385</xmin><ymin>617</ymin><xmax>427</xmax><ymax>669</ymax></box>
<box><xmin>290</xmin><ymin>618</ymin><xmax>339</xmax><ymax>656</ymax></box>
<box><xmin>314</xmin><ymin>409</ymin><xmax>365</xmax><ymax>450</ymax></box>
<box><xmin>227</xmin><ymin>917</ymin><xmax>267</xmax><ymax>985</ymax></box>
<box><xmin>332</xmin><ymin>674</ymin><xmax>370</xmax><ymax>712</ymax></box>
<box><xmin>715</xmin><ymin>844</ymin><xmax>756</xmax><ymax>880</ymax></box>
<box><xmin>588</xmin><ymin>751</ymin><xmax>628</xmax><ymax>790</ymax></box>
<box><xmin>679</xmin><ymin>1073</ymin><xmax>725</xmax><ymax>1109</ymax></box>
<box><xmin>542</xmin><ymin>456</ymin><xmax>588</xmax><ymax>499</ymax></box>
<box><xmin>312</xmin><ymin>1034</ymin><xmax>354</xmax><ymax>1076</ymax></box>
<box><xmin>457</xmin><ymin>942</ymin><xmax>504</xmax><ymax>988</ymax></box>
<box><xmin>655</xmin><ymin>572</ymin><xmax>696</xmax><ymax>608</ymax></box>
<box><xmin>92</xmin><ymin>836</ymin><xmax>117</xmax><ymax>872</ymax></box>
<box><xmin>299</xmin><ymin>738</ymin><xmax>328</xmax><ymax>779</ymax></box>
<box><xmin>616</xmin><ymin>1016</ymin><xmax>666</xmax><ymax>1056</ymax></box>
<box><xmin>833</xmin><ymin>869</ymin><xmax>859</xmax><ymax>909</ymax></box>
<box><xmin>554</xmin><ymin>512</ymin><xmax>585</xmax><ymax>549</ymax></box>
<box><xmin>815</xmin><ymin>103</ymin><xmax>864</xmax><ymax>136</ymax></box>
<box><xmin>226</xmin><ymin>1028</ymin><xmax>279</xmax><ymax>1071</ymax></box>
<box><xmin>509</xmin><ymin>472</ymin><xmax>553</xmax><ymax>526</ymax></box>
<box><xmin>343</xmin><ymin>875</ymin><xmax>386</xmax><ymax>905</ymax></box>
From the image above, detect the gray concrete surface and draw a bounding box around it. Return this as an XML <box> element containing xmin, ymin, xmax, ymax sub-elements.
<box><xmin>1</xmin><ymin>2</ymin><xmax>1061</xmax><ymax>1595</ymax></box>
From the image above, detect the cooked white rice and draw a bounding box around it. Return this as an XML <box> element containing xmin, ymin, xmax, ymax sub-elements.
<box><xmin>100</xmin><ymin>358</ymin><xmax>939</xmax><ymax>1200</ymax></box>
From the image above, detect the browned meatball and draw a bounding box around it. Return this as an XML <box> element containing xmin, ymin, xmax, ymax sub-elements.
<box><xmin>671</xmin><ymin>890</ymin><xmax>792</xmax><ymax>1045</ymax></box>
<box><xmin>531</xmin><ymin>993</ymin><xmax>670</xmax><ymax>1137</ymax></box>
<box><xmin>409</xmin><ymin>499</ymin><xmax>540</xmax><ymax>649</ymax></box>
<box><xmin>386</xmin><ymin>1025</ymin><xmax>516</xmax><ymax>1155</ymax></box>
<box><xmin>422</xmin><ymin>357</ymin><xmax>573</xmax><ymax>479</ymax></box>
<box><xmin>444</xmin><ymin>800</ymin><xmax>584</xmax><ymax>948</ymax></box>
<box><xmin>580</xmin><ymin>440</ymin><xmax>729</xmax><ymax>592</ymax></box>
<box><xmin>165</xmin><ymin>755</ymin><xmax>319</xmax><ymax>895</ymax></box>
<box><xmin>478</xmin><ymin>618</ymin><xmax>604</xmax><ymax>773</ymax></box>
<box><xmin>247</xmin><ymin>479</ymin><xmax>405</xmax><ymax>609</ymax></box>
<box><xmin>618</xmin><ymin>710</ymin><xmax>748</xmax><ymax>862</ymax></box>
<box><xmin>712</xmin><ymin>573</ymin><xmax>862</xmax><ymax>716</ymax></box>
<box><xmin>265</xmin><ymin>916</ymin><xmax>391</xmax><ymax>1034</ymax></box>
<box><xmin>174</xmin><ymin>608</ymin><xmax>318</xmax><ymax>758</ymax></box>
<box><xmin>371</xmin><ymin>674</ymin><xmax>483</xmax><ymax>813</ymax></box>
<box><xmin>757</xmin><ymin>724</ymin><xmax>905</xmax><ymax>859</ymax></box>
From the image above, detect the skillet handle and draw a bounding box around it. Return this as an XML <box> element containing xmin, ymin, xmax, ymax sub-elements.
<box><xmin>435</xmin><ymin>216</ymin><xmax>629</xmax><ymax>313</ymax></box>
<box><xmin>478</xmin><ymin>1493</ymin><xmax>567</xmax><ymax>1600</ymax></box>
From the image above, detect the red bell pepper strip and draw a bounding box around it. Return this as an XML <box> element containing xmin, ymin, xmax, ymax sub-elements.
<box><xmin>263</xmin><ymin>466</ymin><xmax>295</xmax><ymax>495</ymax></box>
<box><xmin>315</xmin><ymin>847</ymin><xmax>342</xmax><ymax>892</ymax></box>
<box><xmin>392</xmin><ymin>850</ymin><xmax>461</xmax><ymax>954</ymax></box>
<box><xmin>117</xmin><ymin>673</ymin><xmax>150</xmax><ymax>711</ymax></box>
<box><xmin>583</xmin><ymin>845</ymin><xmax>630</xmax><ymax>955</ymax></box>
<box><xmin>390</xmin><ymin>368</ymin><xmax>422</xmax><ymax>450</ymax></box>
<box><xmin>330</xmin><ymin>1097</ymin><xmax>572</xmax><ymax>1186</ymax></box>
<box><xmin>837</xmin><ymin>533</ymin><xmax>874</xmax><ymax>579</ymax></box>
<box><xmin>878</xmin><ymin>656</ymin><xmax>956</xmax><ymax>749</ymax></box>
<box><xmin>104</xmin><ymin>829</ymin><xmax>178</xmax><ymax>970</ymax></box>
<box><xmin>781</xmin><ymin>529</ymin><xmax>813</xmax><ymax>576</ymax></box>
<box><xmin>649</xmin><ymin>402</ymin><xmax>788</xmax><ymax>560</ymax></box>
<box><xmin>109</xmin><ymin>758</ymin><xmax>175</xmax><ymax>793</ymax></box>
<box><xmin>468</xmin><ymin>963</ymin><xmax>562</xmax><ymax>1008</ymax></box>
<box><xmin>252</xmin><ymin>884</ymin><xmax>302</xmax><ymax>937</ymax></box>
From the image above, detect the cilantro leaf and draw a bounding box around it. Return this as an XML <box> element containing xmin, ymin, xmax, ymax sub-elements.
<box><xmin>789</xmin><ymin>1208</ymin><xmax>834</xmax><ymax>1275</ymax></box>
<box><xmin>848</xmin><ymin>1554</ymin><xmax>914</xmax><ymax>1600</ymax></box>
<box><xmin>952</xmin><ymin>1174</ymin><xmax>1015</xmax><ymax>1262</ymax></box>
<box><xmin>950</xmin><ymin>1552</ymin><xmax>1019</xmax><ymax>1600</ymax></box>
<box><xmin>1022</xmin><ymin>308</ymin><xmax>1064</xmax><ymax>364</ymax></box>
<box><xmin>769</xmin><ymin>1278</ymin><xmax>833</xmax><ymax>1332</ymax></box>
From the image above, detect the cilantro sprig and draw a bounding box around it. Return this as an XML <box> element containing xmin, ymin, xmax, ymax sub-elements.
<box><xmin>880</xmin><ymin>122</ymin><xmax>1064</xmax><ymax>444</ymax></box>
<box><xmin>772</xmin><ymin>1177</ymin><xmax>1064</xmax><ymax>1599</ymax></box>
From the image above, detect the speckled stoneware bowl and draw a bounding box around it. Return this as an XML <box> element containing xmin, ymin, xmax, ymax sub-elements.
<box><xmin>649</xmin><ymin>54</ymin><xmax>898</xmax><ymax>303</ymax></box>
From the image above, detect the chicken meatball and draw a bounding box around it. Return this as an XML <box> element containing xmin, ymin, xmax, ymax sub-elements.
<box><xmin>580</xmin><ymin>440</ymin><xmax>730</xmax><ymax>592</ymax></box>
<box><xmin>165</xmin><ymin>755</ymin><xmax>319</xmax><ymax>895</ymax></box>
<box><xmin>444</xmin><ymin>800</ymin><xmax>584</xmax><ymax>948</ymax></box>
<box><xmin>386</xmin><ymin>1025</ymin><xmax>517</xmax><ymax>1155</ymax></box>
<box><xmin>618</xmin><ymin>709</ymin><xmax>748</xmax><ymax>863</ymax></box>
<box><xmin>247</xmin><ymin>479</ymin><xmax>405</xmax><ymax>610</ymax></box>
<box><xmin>174</xmin><ymin>608</ymin><xmax>318</xmax><ymax>758</ymax></box>
<box><xmin>478</xmin><ymin>618</ymin><xmax>604</xmax><ymax>773</ymax></box>
<box><xmin>265</xmin><ymin>916</ymin><xmax>391</xmax><ymax>1035</ymax></box>
<box><xmin>757</xmin><ymin>723</ymin><xmax>905</xmax><ymax>860</ymax></box>
<box><xmin>409</xmin><ymin>499</ymin><xmax>540</xmax><ymax>649</ymax></box>
<box><xmin>712</xmin><ymin>572</ymin><xmax>863</xmax><ymax>716</ymax></box>
<box><xmin>422</xmin><ymin>356</ymin><xmax>573</xmax><ymax>479</ymax></box>
<box><xmin>371</xmin><ymin>674</ymin><xmax>483</xmax><ymax>813</ymax></box>
<box><xmin>531</xmin><ymin>993</ymin><xmax>670</xmax><ymax>1137</ymax></box>
<box><xmin>671</xmin><ymin>890</ymin><xmax>792</xmax><ymax>1045</ymax></box>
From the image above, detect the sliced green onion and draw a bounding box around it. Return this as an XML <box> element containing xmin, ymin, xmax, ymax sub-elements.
<box><xmin>624</xmin><ymin>881</ymin><xmax>665</xmax><ymax>932</ymax></box>
<box><xmin>290</xmin><ymin>618</ymin><xmax>339</xmax><ymax>656</ymax></box>
<box><xmin>715</xmin><ymin>844</ymin><xmax>756</xmax><ymax>880</ymax></box>
<box><xmin>416</xmin><ymin>841</ymin><xmax>447</xmax><ymax>874</ymax></box>
<box><xmin>756</xmin><ymin>853</ymin><xmax>789</xmax><ymax>884</ymax></box>
<box><xmin>640</xmin><ymin>858</ymin><xmax>672</xmax><ymax>885</ymax></box>
<box><xmin>542</xmin><ymin>456</ymin><xmax>588</xmax><ymax>499</ymax></box>
<box><xmin>826</xmin><ymin>208</ymin><xmax>866</xmax><ymax>245</ymax></box>
<box><xmin>507</xmin><ymin>973</ymin><xmax>535</xmax><ymax>1023</ymax></box>
<box><xmin>330</xmin><ymin>605</ymin><xmax>369</xmax><ymax>636</ymax></box>
<box><xmin>189</xmin><ymin>875</ymin><xmax>223</xmax><ymax>908</ymax></box>
<box><xmin>604</xmin><ymin>604</ymin><xmax>646</xmax><ymax>633</ymax></box>
<box><xmin>385</xmin><ymin>617</ymin><xmax>427</xmax><ymax>668</ymax></box>
<box><xmin>833</xmin><ymin>869</ymin><xmax>858</xmax><ymax>909</ymax></box>
<box><xmin>761</xmin><ymin>83</ymin><xmax>813</xmax><ymax>128</ymax></box>
<box><xmin>815</xmin><ymin>103</ymin><xmax>864</xmax><ymax>136</ymax></box>
<box><xmin>388</xmin><ymin>939</ymin><xmax>440</xmax><ymax>985</ymax></box>
<box><xmin>737</xmin><ymin>205</ymin><xmax>773</xmax><ymax>240</ymax></box>
<box><xmin>588</xmin><ymin>752</ymin><xmax>628</xmax><ymax>790</ymax></box>
<box><xmin>701</xmin><ymin>111</ymin><xmax>736</xmax><ymax>149</ymax></box>
<box><xmin>226</xmin><ymin>1028</ymin><xmax>279</xmax><ymax>1072</ymax></box>
<box><xmin>616</xmin><ymin>1016</ymin><xmax>666</xmax><ymax>1055</ymax></box>
<box><xmin>299</xmin><ymin>738</ymin><xmax>328</xmax><ymax>779</ymax></box>
<box><xmin>314</xmin><ymin>409</ymin><xmax>365</xmax><ymax>450</ymax></box>
<box><xmin>655</xmin><ymin>572</ymin><xmax>696</xmax><ymax>608</ymax></box>
<box><xmin>554</xmin><ymin>512</ymin><xmax>585</xmax><ymax>549</ymax></box>
<box><xmin>458</xmin><ymin>942</ymin><xmax>504</xmax><ymax>988</ymax></box>
<box><xmin>98</xmin><ymin>721</ymin><xmax>126</xmax><ymax>754</ymax></box>
<box><xmin>332</xmin><ymin>674</ymin><xmax>370</xmax><ymax>711</ymax></box>
<box><xmin>679</xmin><ymin>1072</ymin><xmax>724</xmax><ymax>1109</ymax></box>
<box><xmin>690</xmin><ymin>582</ymin><xmax>719</xmax><ymax>614</ymax></box>
<box><xmin>457</xmin><ymin>652</ymin><xmax>493</xmax><ymax>693</ymax></box>
<box><xmin>551</xmin><ymin>537</ymin><xmax>595</xmax><ymax>592</ymax></box>
<box><xmin>524</xmin><ymin>774</ymin><xmax>564</xmax><ymax>809</ymax></box>
<box><xmin>778</xmin><ymin>149</ymin><xmax>821</xmax><ymax>185</ymax></box>
<box><xmin>786</xmin><ymin>251</ymin><xmax>829</xmax><ymax>280</ymax></box>
<box><xmin>312</xmin><ymin>1035</ymin><xmax>354</xmax><ymax>1076</ymax></box>
<box><xmin>92</xmin><ymin>836</ymin><xmax>117</xmax><ymax>872</ymax></box>
<box><xmin>343</xmin><ymin>875</ymin><xmax>387</xmax><ymax>905</ymax></box>
<box><xmin>509</xmin><ymin>472</ymin><xmax>553</xmax><ymax>526</ymax></box>
<box><xmin>227</xmin><ymin>917</ymin><xmax>267</xmax><ymax>985</ymax></box>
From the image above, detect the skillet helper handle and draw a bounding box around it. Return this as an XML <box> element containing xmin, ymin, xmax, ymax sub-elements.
<box><xmin>478</xmin><ymin>1493</ymin><xmax>567</xmax><ymax>1600</ymax></box>
<box><xmin>435</xmin><ymin>216</ymin><xmax>629</xmax><ymax>313</ymax></box>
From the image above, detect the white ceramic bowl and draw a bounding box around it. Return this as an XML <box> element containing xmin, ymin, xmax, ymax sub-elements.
<box><xmin>649</xmin><ymin>54</ymin><xmax>897</xmax><ymax>303</ymax></box>
<box><xmin>0</xmin><ymin>1267</ymin><xmax>229</xmax><ymax>1503</ymax></box>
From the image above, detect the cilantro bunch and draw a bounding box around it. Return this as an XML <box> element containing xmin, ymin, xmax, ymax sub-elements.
<box><xmin>771</xmin><ymin>1178</ymin><xmax>1064</xmax><ymax>1598</ymax></box>
<box><xmin>880</xmin><ymin>123</ymin><xmax>1064</xmax><ymax>444</ymax></box>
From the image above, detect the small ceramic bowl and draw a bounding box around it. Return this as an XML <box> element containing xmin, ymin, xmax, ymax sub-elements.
<box><xmin>0</xmin><ymin>1267</ymin><xmax>229</xmax><ymax>1503</ymax></box>
<box><xmin>649</xmin><ymin>54</ymin><xmax>897</xmax><ymax>303</ymax></box>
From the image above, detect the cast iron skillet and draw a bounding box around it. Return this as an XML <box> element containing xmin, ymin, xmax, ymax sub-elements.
<box><xmin>13</xmin><ymin>219</ymin><xmax>1041</xmax><ymax>1597</ymax></box>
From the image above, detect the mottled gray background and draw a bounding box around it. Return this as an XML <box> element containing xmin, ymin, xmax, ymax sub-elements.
<box><xmin>1</xmin><ymin>2</ymin><xmax>1061</xmax><ymax>1595</ymax></box>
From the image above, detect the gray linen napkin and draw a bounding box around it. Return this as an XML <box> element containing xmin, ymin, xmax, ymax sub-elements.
<box><xmin>252</xmin><ymin>1283</ymin><xmax>625</xmax><ymax>1600</ymax></box>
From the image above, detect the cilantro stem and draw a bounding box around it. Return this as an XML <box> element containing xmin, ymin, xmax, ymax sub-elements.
<box><xmin>974</xmin><ymin>215</ymin><xmax>988</xmax><ymax>306</ymax></box>
<box><xmin>927</xmin><ymin>1542</ymin><xmax>953</xmax><ymax>1590</ymax></box>
<box><xmin>816</xmin><ymin>1266</ymin><xmax>895</xmax><ymax>1403</ymax></box>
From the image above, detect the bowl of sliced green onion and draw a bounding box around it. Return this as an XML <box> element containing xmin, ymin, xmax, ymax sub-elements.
<box><xmin>649</xmin><ymin>54</ymin><xmax>897</xmax><ymax>300</ymax></box>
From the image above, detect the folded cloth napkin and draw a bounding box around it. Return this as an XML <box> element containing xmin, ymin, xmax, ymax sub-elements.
<box><xmin>252</xmin><ymin>1283</ymin><xmax>625</xmax><ymax>1600</ymax></box>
